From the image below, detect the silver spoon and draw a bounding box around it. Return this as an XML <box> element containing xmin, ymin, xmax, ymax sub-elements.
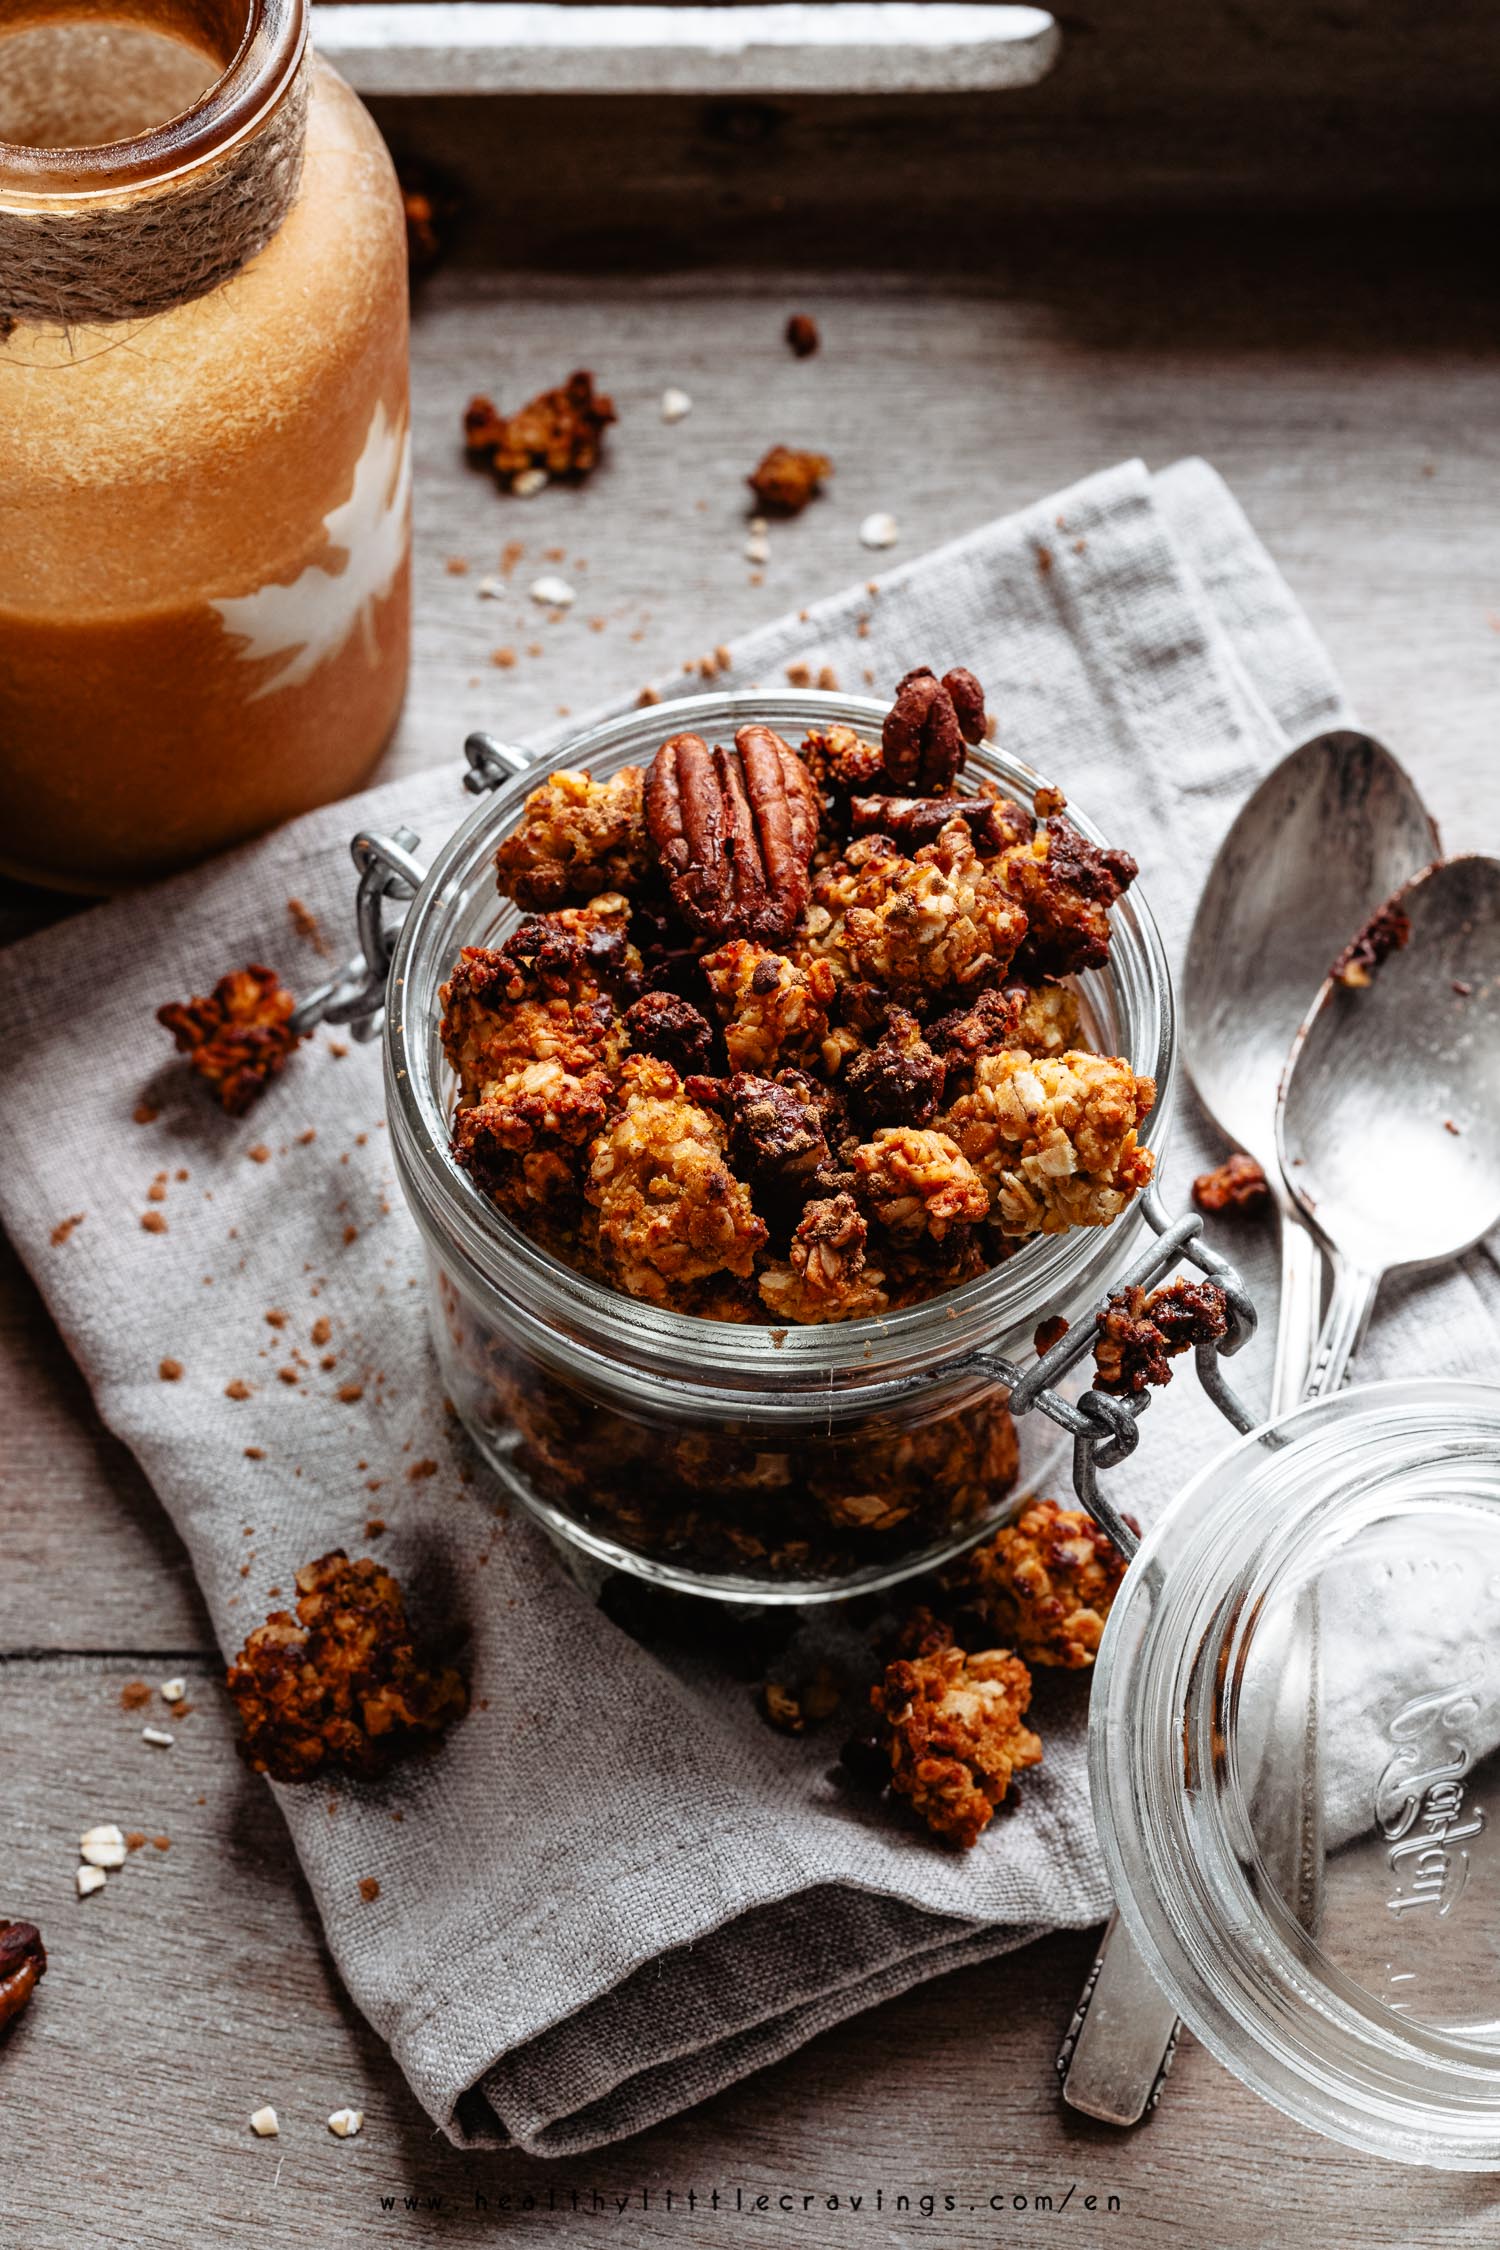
<box><xmin>1279</xmin><ymin>854</ymin><xmax>1500</xmax><ymax>1396</ymax></box>
<box><xmin>1059</xmin><ymin>730</ymin><xmax>1439</xmax><ymax>2130</ymax></box>
<box><xmin>1182</xmin><ymin>728</ymin><xmax>1440</xmax><ymax>1412</ymax></box>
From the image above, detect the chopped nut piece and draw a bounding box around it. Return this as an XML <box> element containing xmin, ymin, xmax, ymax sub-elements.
<box><xmin>464</xmin><ymin>370</ymin><xmax>615</xmax><ymax>489</ymax></box>
<box><xmin>947</xmin><ymin>1499</ymin><xmax>1129</xmax><ymax>1668</ymax></box>
<box><xmin>1094</xmin><ymin>1276</ymin><xmax>1227</xmax><ymax>1396</ymax></box>
<box><xmin>157</xmin><ymin>965</ymin><xmax>304</xmax><ymax>1116</ymax></box>
<box><xmin>1332</xmin><ymin>895</ymin><xmax>1412</xmax><ymax>987</ymax></box>
<box><xmin>142</xmin><ymin>1727</ymin><xmax>174</xmax><ymax>1748</ymax></box>
<box><xmin>0</xmin><ymin>1921</ymin><xmax>46</xmax><ymax>2030</ymax></box>
<box><xmin>872</xmin><ymin>1644</ymin><xmax>1042</xmax><ymax>1849</ymax></box>
<box><xmin>660</xmin><ymin>386</ymin><xmax>693</xmax><ymax>423</ymax></box>
<box><xmin>160</xmin><ymin>1678</ymin><xmax>187</xmax><ymax>1703</ymax></box>
<box><xmin>227</xmin><ymin>1552</ymin><xmax>468</xmax><ymax>1785</ymax></box>
<box><xmin>493</xmin><ymin>766</ymin><xmax>649</xmax><ymax>909</ymax></box>
<box><xmin>249</xmin><ymin>2106</ymin><xmax>280</xmax><ymax>2138</ymax></box>
<box><xmin>328</xmin><ymin>2108</ymin><xmax>364</xmax><ymax>2138</ymax></box>
<box><xmin>80</xmin><ymin>1826</ymin><xmax>127</xmax><ymax>1870</ymax></box>
<box><xmin>645</xmin><ymin>727</ymin><xmax>820</xmax><ymax>944</ymax></box>
<box><xmin>785</xmin><ymin>312</ymin><xmax>820</xmax><ymax>358</ymax></box>
<box><xmin>859</xmin><ymin>512</ymin><xmax>899</xmax><ymax>551</ymax></box>
<box><xmin>529</xmin><ymin>574</ymin><xmax>575</xmax><ymax>608</ymax></box>
<box><xmin>76</xmin><ymin>1866</ymin><xmax>106</xmax><ymax>1898</ymax></box>
<box><xmin>941</xmin><ymin>1050</ymin><xmax>1155</xmax><ymax>1237</ymax></box>
<box><xmin>747</xmin><ymin>445</ymin><xmax>831</xmax><ymax>516</ymax></box>
<box><xmin>1192</xmin><ymin>1152</ymin><xmax>1271</xmax><ymax>1217</ymax></box>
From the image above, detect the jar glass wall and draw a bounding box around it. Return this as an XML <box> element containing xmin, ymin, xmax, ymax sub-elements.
<box><xmin>0</xmin><ymin>0</ymin><xmax>410</xmax><ymax>890</ymax></box>
<box><xmin>387</xmin><ymin>692</ymin><xmax>1177</xmax><ymax>1601</ymax></box>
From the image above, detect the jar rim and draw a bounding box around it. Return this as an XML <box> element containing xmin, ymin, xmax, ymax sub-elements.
<box><xmin>0</xmin><ymin>0</ymin><xmax>306</xmax><ymax>198</ymax></box>
<box><xmin>384</xmin><ymin>688</ymin><xmax>1178</xmax><ymax>1406</ymax></box>
<box><xmin>1093</xmin><ymin>1376</ymin><xmax>1500</xmax><ymax>2169</ymax></box>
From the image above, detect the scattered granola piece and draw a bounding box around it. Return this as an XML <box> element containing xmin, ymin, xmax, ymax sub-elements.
<box><xmin>1033</xmin><ymin>1314</ymin><xmax>1070</xmax><ymax>1357</ymax></box>
<box><xmin>761</xmin><ymin>1681</ymin><xmax>806</xmax><ymax>1733</ymax></box>
<box><xmin>249</xmin><ymin>2106</ymin><xmax>280</xmax><ymax>2138</ymax></box>
<box><xmin>50</xmin><ymin>1214</ymin><xmax>85</xmax><ymax>1247</ymax></box>
<box><xmin>225</xmin><ymin>1379</ymin><xmax>252</xmax><ymax>1401</ymax></box>
<box><xmin>227</xmin><ymin>1552</ymin><xmax>468</xmax><ymax>1783</ymax></box>
<box><xmin>1332</xmin><ymin>895</ymin><xmax>1412</xmax><ymax>987</ymax></box>
<box><xmin>464</xmin><ymin>370</ymin><xmax>616</xmax><ymax>489</ymax></box>
<box><xmin>745</xmin><ymin>530</ymin><xmax>771</xmax><ymax>565</ymax></box>
<box><xmin>358</xmin><ymin>1877</ymin><xmax>380</xmax><ymax>1904</ymax></box>
<box><xmin>140</xmin><ymin>1211</ymin><xmax>168</xmax><ymax>1235</ymax></box>
<box><xmin>859</xmin><ymin>512</ymin><xmax>899</xmax><ymax>551</ymax></box>
<box><xmin>160</xmin><ymin>1678</ymin><xmax>187</xmax><ymax>1703</ymax></box>
<box><xmin>407</xmin><ymin>1458</ymin><xmax>438</xmax><ymax>1481</ymax></box>
<box><xmin>660</xmin><ymin>386</ymin><xmax>693</xmax><ymax>423</ymax></box>
<box><xmin>133</xmin><ymin>1102</ymin><xmax>159</xmax><ymax>1126</ymax></box>
<box><xmin>286</xmin><ymin>898</ymin><xmax>329</xmax><ymax>956</ymax></box>
<box><xmin>75</xmin><ymin>1866</ymin><xmax>106</xmax><ymax>1899</ymax></box>
<box><xmin>948</xmin><ymin>1499</ymin><xmax>1129</xmax><ymax>1668</ymax></box>
<box><xmin>1192</xmin><ymin>1152</ymin><xmax>1271</xmax><ymax>1217</ymax></box>
<box><xmin>747</xmin><ymin>445</ymin><xmax>831</xmax><ymax>516</ymax></box>
<box><xmin>785</xmin><ymin>312</ymin><xmax>820</xmax><ymax>358</ymax></box>
<box><xmin>157</xmin><ymin>965</ymin><xmax>304</xmax><ymax>1115</ymax></box>
<box><xmin>158</xmin><ymin>1358</ymin><xmax>183</xmax><ymax>1382</ymax></box>
<box><xmin>119</xmin><ymin>1680</ymin><xmax>151</xmax><ymax>1711</ymax></box>
<box><xmin>328</xmin><ymin>2108</ymin><xmax>364</xmax><ymax>2138</ymax></box>
<box><xmin>512</xmin><ymin>466</ymin><xmax>548</xmax><ymax>498</ymax></box>
<box><xmin>1094</xmin><ymin>1277</ymin><xmax>1228</xmax><ymax>1396</ymax></box>
<box><xmin>125</xmin><ymin>1832</ymin><xmax>147</xmax><ymax>1852</ymax></box>
<box><xmin>872</xmin><ymin>1644</ymin><xmax>1042</xmax><ymax>1849</ymax></box>
<box><xmin>79</xmin><ymin>1824</ymin><xmax>127</xmax><ymax>1869</ymax></box>
<box><xmin>141</xmin><ymin>1727</ymin><xmax>174</xmax><ymax>1748</ymax></box>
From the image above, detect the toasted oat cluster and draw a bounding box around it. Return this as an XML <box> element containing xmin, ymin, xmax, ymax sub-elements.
<box><xmin>948</xmin><ymin>1499</ymin><xmax>1130</xmax><ymax>1669</ymax></box>
<box><xmin>227</xmin><ymin>1552</ymin><xmax>468</xmax><ymax>1784</ymax></box>
<box><xmin>158</xmin><ymin>963</ymin><xmax>305</xmax><ymax>1115</ymax></box>
<box><xmin>464</xmin><ymin>368</ymin><xmax>616</xmax><ymax>488</ymax></box>
<box><xmin>872</xmin><ymin>1643</ymin><xmax>1043</xmax><ymax>1848</ymax></box>
<box><xmin>747</xmin><ymin>445</ymin><xmax>832</xmax><ymax>515</ymax></box>
<box><xmin>1093</xmin><ymin>1275</ymin><xmax>1228</xmax><ymax>1396</ymax></box>
<box><xmin>1192</xmin><ymin>1151</ymin><xmax>1271</xmax><ymax>1217</ymax></box>
<box><xmin>441</xmin><ymin>666</ymin><xmax>1154</xmax><ymax>1319</ymax></box>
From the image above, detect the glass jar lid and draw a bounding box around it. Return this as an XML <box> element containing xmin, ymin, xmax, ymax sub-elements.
<box><xmin>1093</xmin><ymin>1376</ymin><xmax>1500</xmax><ymax>2169</ymax></box>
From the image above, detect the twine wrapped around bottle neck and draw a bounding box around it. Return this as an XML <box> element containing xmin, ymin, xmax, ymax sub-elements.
<box><xmin>0</xmin><ymin>53</ymin><xmax>307</xmax><ymax>333</ymax></box>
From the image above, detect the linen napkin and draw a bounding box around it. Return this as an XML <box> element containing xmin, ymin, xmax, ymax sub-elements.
<box><xmin>5</xmin><ymin>455</ymin><xmax>1486</xmax><ymax>2157</ymax></box>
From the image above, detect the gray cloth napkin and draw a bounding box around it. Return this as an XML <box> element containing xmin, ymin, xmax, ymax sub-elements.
<box><xmin>7</xmin><ymin>454</ymin><xmax>1476</xmax><ymax>2157</ymax></box>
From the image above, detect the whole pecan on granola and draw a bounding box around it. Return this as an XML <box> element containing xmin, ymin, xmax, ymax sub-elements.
<box><xmin>645</xmin><ymin>725</ymin><xmax>820</xmax><ymax>944</ymax></box>
<box><xmin>0</xmin><ymin>1921</ymin><xmax>46</xmax><ymax>2033</ymax></box>
<box><xmin>881</xmin><ymin>667</ymin><xmax>988</xmax><ymax>794</ymax></box>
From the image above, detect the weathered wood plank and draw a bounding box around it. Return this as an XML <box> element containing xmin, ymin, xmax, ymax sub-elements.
<box><xmin>7</xmin><ymin>1662</ymin><xmax>1500</xmax><ymax>2248</ymax></box>
<box><xmin>313</xmin><ymin>3</ymin><xmax>1061</xmax><ymax>98</ymax></box>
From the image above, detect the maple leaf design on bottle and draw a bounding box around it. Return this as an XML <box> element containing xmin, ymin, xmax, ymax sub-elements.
<box><xmin>212</xmin><ymin>401</ymin><xmax>411</xmax><ymax>698</ymax></box>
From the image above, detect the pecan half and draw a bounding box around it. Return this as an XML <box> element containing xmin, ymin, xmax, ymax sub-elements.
<box><xmin>0</xmin><ymin>1921</ymin><xmax>46</xmax><ymax>2033</ymax></box>
<box><xmin>881</xmin><ymin>667</ymin><xmax>988</xmax><ymax>793</ymax></box>
<box><xmin>645</xmin><ymin>726</ymin><xmax>820</xmax><ymax>943</ymax></box>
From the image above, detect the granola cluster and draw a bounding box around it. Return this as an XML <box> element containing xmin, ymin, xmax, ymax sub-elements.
<box><xmin>441</xmin><ymin>666</ymin><xmax>1155</xmax><ymax>1322</ymax></box>
<box><xmin>464</xmin><ymin>369</ymin><xmax>616</xmax><ymax>489</ymax></box>
<box><xmin>158</xmin><ymin>963</ymin><xmax>305</xmax><ymax>1115</ymax></box>
<box><xmin>945</xmin><ymin>1498</ymin><xmax>1130</xmax><ymax>1669</ymax></box>
<box><xmin>227</xmin><ymin>1552</ymin><xmax>468</xmax><ymax>1784</ymax></box>
<box><xmin>871</xmin><ymin>1644</ymin><xmax>1043</xmax><ymax>1848</ymax></box>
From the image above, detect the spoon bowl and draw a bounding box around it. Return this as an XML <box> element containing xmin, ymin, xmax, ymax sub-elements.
<box><xmin>1278</xmin><ymin>853</ymin><xmax>1500</xmax><ymax>1391</ymax></box>
<box><xmin>1183</xmin><ymin>728</ymin><xmax>1439</xmax><ymax>1406</ymax></box>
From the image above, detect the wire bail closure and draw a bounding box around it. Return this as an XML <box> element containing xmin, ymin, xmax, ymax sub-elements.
<box><xmin>293</xmin><ymin>737</ymin><xmax>1262</xmax><ymax>1561</ymax></box>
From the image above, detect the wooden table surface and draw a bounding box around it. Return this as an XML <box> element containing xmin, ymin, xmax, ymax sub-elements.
<box><xmin>5</xmin><ymin>223</ymin><xmax>1500</xmax><ymax>2247</ymax></box>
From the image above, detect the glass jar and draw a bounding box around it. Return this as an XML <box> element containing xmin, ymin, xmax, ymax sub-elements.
<box><xmin>0</xmin><ymin>0</ymin><xmax>410</xmax><ymax>890</ymax></box>
<box><xmin>381</xmin><ymin>689</ymin><xmax>1176</xmax><ymax>1602</ymax></box>
<box><xmin>1093</xmin><ymin>1376</ymin><xmax>1500</xmax><ymax>2169</ymax></box>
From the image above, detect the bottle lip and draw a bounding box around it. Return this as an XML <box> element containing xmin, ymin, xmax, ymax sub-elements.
<box><xmin>0</xmin><ymin>0</ymin><xmax>306</xmax><ymax>201</ymax></box>
<box><xmin>384</xmin><ymin>687</ymin><xmax>1178</xmax><ymax>1407</ymax></box>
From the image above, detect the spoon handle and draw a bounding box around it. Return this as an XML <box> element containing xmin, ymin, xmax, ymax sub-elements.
<box><xmin>1271</xmin><ymin>1199</ymin><xmax>1326</xmax><ymax>1419</ymax></box>
<box><xmin>1302</xmin><ymin>1255</ymin><xmax>1382</xmax><ymax>1400</ymax></box>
